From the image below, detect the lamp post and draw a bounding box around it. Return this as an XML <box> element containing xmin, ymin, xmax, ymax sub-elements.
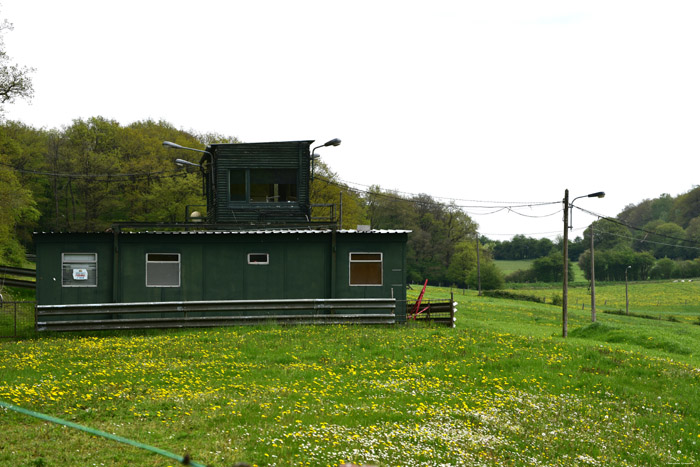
<box><xmin>569</xmin><ymin>192</ymin><xmax>605</xmax><ymax>229</ymax></box>
<box><xmin>590</xmin><ymin>225</ymin><xmax>597</xmax><ymax>322</ymax></box>
<box><xmin>310</xmin><ymin>138</ymin><xmax>341</xmax><ymax>181</ymax></box>
<box><xmin>562</xmin><ymin>189</ymin><xmax>605</xmax><ymax>338</ymax></box>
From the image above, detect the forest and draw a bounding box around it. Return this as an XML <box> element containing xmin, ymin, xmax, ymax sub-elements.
<box><xmin>1</xmin><ymin>118</ymin><xmax>700</xmax><ymax>286</ymax></box>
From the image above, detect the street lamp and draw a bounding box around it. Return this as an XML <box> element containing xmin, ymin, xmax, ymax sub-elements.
<box><xmin>310</xmin><ymin>138</ymin><xmax>341</xmax><ymax>180</ymax></box>
<box><xmin>164</xmin><ymin>141</ymin><xmax>215</xmax><ymax>211</ymax></box>
<box><xmin>163</xmin><ymin>141</ymin><xmax>213</xmax><ymax>172</ymax></box>
<box><xmin>174</xmin><ymin>158</ymin><xmax>202</xmax><ymax>168</ymax></box>
<box><xmin>562</xmin><ymin>189</ymin><xmax>605</xmax><ymax>338</ymax></box>
<box><xmin>569</xmin><ymin>192</ymin><xmax>605</xmax><ymax>229</ymax></box>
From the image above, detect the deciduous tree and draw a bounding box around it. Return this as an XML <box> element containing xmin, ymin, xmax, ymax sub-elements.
<box><xmin>0</xmin><ymin>12</ymin><xmax>33</xmax><ymax>115</ymax></box>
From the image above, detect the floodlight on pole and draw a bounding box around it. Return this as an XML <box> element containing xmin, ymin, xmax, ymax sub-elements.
<box><xmin>163</xmin><ymin>141</ymin><xmax>212</xmax><ymax>156</ymax></box>
<box><xmin>174</xmin><ymin>158</ymin><xmax>202</xmax><ymax>168</ymax></box>
<box><xmin>163</xmin><ymin>140</ymin><xmax>215</xmax><ymax>201</ymax></box>
<box><xmin>311</xmin><ymin>138</ymin><xmax>342</xmax><ymax>180</ymax></box>
<box><xmin>163</xmin><ymin>141</ymin><xmax>184</xmax><ymax>150</ymax></box>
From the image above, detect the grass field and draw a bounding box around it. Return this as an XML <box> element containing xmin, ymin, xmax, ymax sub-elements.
<box><xmin>494</xmin><ymin>259</ymin><xmax>586</xmax><ymax>282</ymax></box>
<box><xmin>502</xmin><ymin>280</ymin><xmax>700</xmax><ymax>324</ymax></box>
<box><xmin>1</xmin><ymin>284</ymin><xmax>700</xmax><ymax>466</ymax></box>
<box><xmin>493</xmin><ymin>260</ymin><xmax>533</xmax><ymax>276</ymax></box>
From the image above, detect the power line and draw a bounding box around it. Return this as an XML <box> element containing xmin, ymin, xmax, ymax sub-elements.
<box><xmin>480</xmin><ymin>229</ymin><xmax>562</xmax><ymax>238</ymax></box>
<box><xmin>574</xmin><ymin>205</ymin><xmax>700</xmax><ymax>247</ymax></box>
<box><xmin>0</xmin><ymin>161</ymin><xmax>186</xmax><ymax>180</ymax></box>
<box><xmin>591</xmin><ymin>227</ymin><xmax>700</xmax><ymax>252</ymax></box>
<box><xmin>503</xmin><ymin>207</ymin><xmax>562</xmax><ymax>219</ymax></box>
<box><xmin>316</xmin><ymin>175</ymin><xmax>560</xmax><ymax>212</ymax></box>
<box><xmin>333</xmin><ymin>175</ymin><xmax>556</xmax><ymax>205</ymax></box>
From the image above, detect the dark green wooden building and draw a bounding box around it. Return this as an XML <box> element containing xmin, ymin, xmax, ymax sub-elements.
<box><xmin>34</xmin><ymin>140</ymin><xmax>411</xmax><ymax>328</ymax></box>
<box><xmin>207</xmin><ymin>140</ymin><xmax>314</xmax><ymax>223</ymax></box>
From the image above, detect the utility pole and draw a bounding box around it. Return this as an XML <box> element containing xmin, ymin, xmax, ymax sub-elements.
<box><xmin>476</xmin><ymin>233</ymin><xmax>482</xmax><ymax>296</ymax></box>
<box><xmin>564</xmin><ymin>190</ymin><xmax>604</xmax><ymax>336</ymax></box>
<box><xmin>625</xmin><ymin>265</ymin><xmax>631</xmax><ymax>315</ymax></box>
<box><xmin>590</xmin><ymin>226</ymin><xmax>596</xmax><ymax>322</ymax></box>
<box><xmin>562</xmin><ymin>189</ymin><xmax>569</xmax><ymax>338</ymax></box>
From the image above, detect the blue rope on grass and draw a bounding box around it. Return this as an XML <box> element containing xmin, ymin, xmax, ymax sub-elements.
<box><xmin>0</xmin><ymin>400</ymin><xmax>207</xmax><ymax>467</ymax></box>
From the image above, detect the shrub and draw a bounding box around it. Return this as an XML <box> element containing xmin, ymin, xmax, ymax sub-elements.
<box><xmin>467</xmin><ymin>261</ymin><xmax>505</xmax><ymax>290</ymax></box>
<box><xmin>550</xmin><ymin>293</ymin><xmax>562</xmax><ymax>306</ymax></box>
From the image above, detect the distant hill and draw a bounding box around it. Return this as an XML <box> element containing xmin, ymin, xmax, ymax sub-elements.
<box><xmin>618</xmin><ymin>186</ymin><xmax>700</xmax><ymax>230</ymax></box>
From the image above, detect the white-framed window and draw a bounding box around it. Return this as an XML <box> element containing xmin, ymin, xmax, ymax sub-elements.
<box><xmin>146</xmin><ymin>253</ymin><xmax>180</xmax><ymax>287</ymax></box>
<box><xmin>248</xmin><ymin>253</ymin><xmax>270</xmax><ymax>265</ymax></box>
<box><xmin>62</xmin><ymin>253</ymin><xmax>98</xmax><ymax>287</ymax></box>
<box><xmin>349</xmin><ymin>252</ymin><xmax>383</xmax><ymax>286</ymax></box>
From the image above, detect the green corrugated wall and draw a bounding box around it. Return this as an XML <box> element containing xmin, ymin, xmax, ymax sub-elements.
<box><xmin>35</xmin><ymin>231</ymin><xmax>408</xmax><ymax>321</ymax></box>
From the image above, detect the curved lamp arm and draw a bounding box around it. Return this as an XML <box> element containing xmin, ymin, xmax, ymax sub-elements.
<box><xmin>569</xmin><ymin>191</ymin><xmax>605</xmax><ymax>229</ymax></box>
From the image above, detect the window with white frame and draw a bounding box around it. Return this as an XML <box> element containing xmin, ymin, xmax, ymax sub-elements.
<box><xmin>146</xmin><ymin>253</ymin><xmax>180</xmax><ymax>287</ymax></box>
<box><xmin>349</xmin><ymin>252</ymin><xmax>383</xmax><ymax>286</ymax></box>
<box><xmin>247</xmin><ymin>253</ymin><xmax>269</xmax><ymax>265</ymax></box>
<box><xmin>62</xmin><ymin>253</ymin><xmax>98</xmax><ymax>287</ymax></box>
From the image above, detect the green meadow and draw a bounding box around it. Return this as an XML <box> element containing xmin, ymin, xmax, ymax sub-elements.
<box><xmin>502</xmin><ymin>279</ymin><xmax>700</xmax><ymax>324</ymax></box>
<box><xmin>1</xmin><ymin>283</ymin><xmax>699</xmax><ymax>466</ymax></box>
<box><xmin>494</xmin><ymin>259</ymin><xmax>586</xmax><ymax>282</ymax></box>
<box><xmin>493</xmin><ymin>260</ymin><xmax>533</xmax><ymax>276</ymax></box>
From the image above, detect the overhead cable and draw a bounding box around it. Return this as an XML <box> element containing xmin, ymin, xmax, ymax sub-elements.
<box><xmin>317</xmin><ymin>176</ymin><xmax>560</xmax><ymax>212</ymax></box>
<box><xmin>0</xmin><ymin>161</ymin><xmax>186</xmax><ymax>180</ymax></box>
<box><xmin>574</xmin><ymin>205</ymin><xmax>700</xmax><ymax>247</ymax></box>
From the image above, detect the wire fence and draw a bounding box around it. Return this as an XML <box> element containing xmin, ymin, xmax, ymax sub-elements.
<box><xmin>0</xmin><ymin>301</ymin><xmax>36</xmax><ymax>339</ymax></box>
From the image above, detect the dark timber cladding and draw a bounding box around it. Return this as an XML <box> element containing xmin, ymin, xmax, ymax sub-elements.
<box><xmin>210</xmin><ymin>141</ymin><xmax>312</xmax><ymax>223</ymax></box>
<box><xmin>34</xmin><ymin>229</ymin><xmax>410</xmax><ymax>322</ymax></box>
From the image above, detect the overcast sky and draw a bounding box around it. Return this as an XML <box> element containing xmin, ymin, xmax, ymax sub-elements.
<box><xmin>2</xmin><ymin>0</ymin><xmax>699</xmax><ymax>240</ymax></box>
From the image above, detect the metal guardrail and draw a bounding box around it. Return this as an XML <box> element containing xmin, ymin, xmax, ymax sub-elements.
<box><xmin>0</xmin><ymin>266</ymin><xmax>36</xmax><ymax>277</ymax></box>
<box><xmin>36</xmin><ymin>298</ymin><xmax>397</xmax><ymax>332</ymax></box>
<box><xmin>0</xmin><ymin>278</ymin><xmax>36</xmax><ymax>289</ymax></box>
<box><xmin>0</xmin><ymin>265</ymin><xmax>36</xmax><ymax>289</ymax></box>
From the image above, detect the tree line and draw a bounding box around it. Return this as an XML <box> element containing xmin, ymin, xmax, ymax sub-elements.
<box><xmin>0</xmin><ymin>118</ymin><xmax>504</xmax><ymax>289</ymax></box>
<box><xmin>0</xmin><ymin>118</ymin><xmax>239</xmax><ymax>256</ymax></box>
<box><xmin>5</xmin><ymin>116</ymin><xmax>698</xmax><ymax>285</ymax></box>
<box><xmin>576</xmin><ymin>214</ymin><xmax>700</xmax><ymax>281</ymax></box>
